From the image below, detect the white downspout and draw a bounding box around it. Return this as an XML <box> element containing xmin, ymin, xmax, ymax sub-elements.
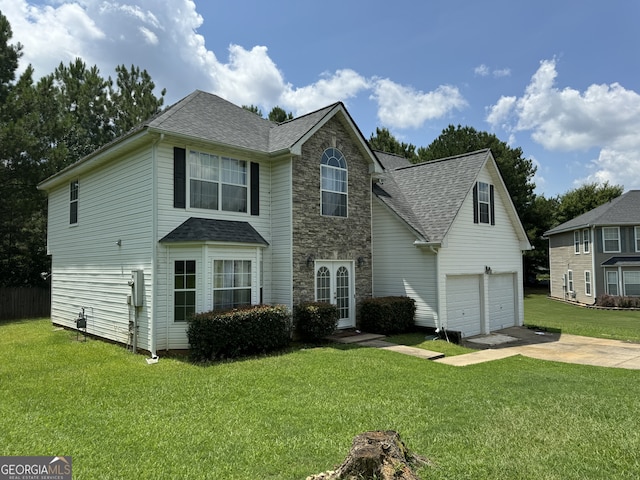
<box><xmin>149</xmin><ymin>133</ymin><xmax>163</xmax><ymax>359</ymax></box>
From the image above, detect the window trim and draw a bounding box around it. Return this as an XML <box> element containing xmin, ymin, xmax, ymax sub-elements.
<box><xmin>606</xmin><ymin>270</ymin><xmax>619</xmax><ymax>295</ymax></box>
<box><xmin>174</xmin><ymin>260</ymin><xmax>196</xmax><ymax>322</ymax></box>
<box><xmin>582</xmin><ymin>229</ymin><xmax>590</xmax><ymax>253</ymax></box>
<box><xmin>69</xmin><ymin>179</ymin><xmax>79</xmax><ymax>225</ymax></box>
<box><xmin>602</xmin><ymin>227</ymin><xmax>621</xmax><ymax>253</ymax></box>
<box><xmin>212</xmin><ymin>259</ymin><xmax>252</xmax><ymax>310</ymax></box>
<box><xmin>574</xmin><ymin>231</ymin><xmax>580</xmax><ymax>254</ymax></box>
<box><xmin>187</xmin><ymin>149</ymin><xmax>249</xmax><ymax>213</ymax></box>
<box><xmin>584</xmin><ymin>270</ymin><xmax>592</xmax><ymax>296</ymax></box>
<box><xmin>635</xmin><ymin>226</ymin><xmax>640</xmax><ymax>253</ymax></box>
<box><xmin>567</xmin><ymin>270</ymin><xmax>574</xmax><ymax>293</ymax></box>
<box><xmin>320</xmin><ymin>147</ymin><xmax>348</xmax><ymax>218</ymax></box>
<box><xmin>623</xmin><ymin>271</ymin><xmax>640</xmax><ymax>297</ymax></box>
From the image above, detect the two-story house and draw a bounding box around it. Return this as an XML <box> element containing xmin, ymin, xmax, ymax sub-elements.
<box><xmin>38</xmin><ymin>90</ymin><xmax>383</xmax><ymax>355</ymax></box>
<box><xmin>544</xmin><ymin>190</ymin><xmax>640</xmax><ymax>303</ymax></box>
<box><xmin>38</xmin><ymin>90</ymin><xmax>533</xmax><ymax>354</ymax></box>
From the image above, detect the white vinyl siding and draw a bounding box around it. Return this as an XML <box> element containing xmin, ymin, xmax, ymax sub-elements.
<box><xmin>269</xmin><ymin>158</ymin><xmax>294</xmax><ymax>307</ymax></box>
<box><xmin>371</xmin><ymin>200</ymin><xmax>438</xmax><ymax>327</ymax></box>
<box><xmin>47</xmin><ymin>145</ymin><xmax>154</xmax><ymax>351</ymax></box>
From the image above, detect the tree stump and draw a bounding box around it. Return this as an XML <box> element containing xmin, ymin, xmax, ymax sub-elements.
<box><xmin>306</xmin><ymin>430</ymin><xmax>430</xmax><ymax>480</ymax></box>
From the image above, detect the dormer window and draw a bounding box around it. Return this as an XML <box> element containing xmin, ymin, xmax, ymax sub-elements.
<box><xmin>473</xmin><ymin>181</ymin><xmax>494</xmax><ymax>225</ymax></box>
<box><xmin>320</xmin><ymin>148</ymin><xmax>347</xmax><ymax>217</ymax></box>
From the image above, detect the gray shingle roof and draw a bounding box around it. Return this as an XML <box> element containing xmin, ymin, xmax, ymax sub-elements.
<box><xmin>374</xmin><ymin>149</ymin><xmax>491</xmax><ymax>243</ymax></box>
<box><xmin>374</xmin><ymin>150</ymin><xmax>413</xmax><ymax>171</ymax></box>
<box><xmin>544</xmin><ymin>190</ymin><xmax>640</xmax><ymax>236</ymax></box>
<box><xmin>601</xmin><ymin>256</ymin><xmax>640</xmax><ymax>266</ymax></box>
<box><xmin>160</xmin><ymin>217</ymin><xmax>268</xmax><ymax>245</ymax></box>
<box><xmin>146</xmin><ymin>90</ymin><xmax>340</xmax><ymax>154</ymax></box>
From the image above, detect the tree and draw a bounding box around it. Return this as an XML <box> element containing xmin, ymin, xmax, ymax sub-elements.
<box><xmin>242</xmin><ymin>104</ymin><xmax>262</xmax><ymax>117</ymax></box>
<box><xmin>0</xmin><ymin>11</ymin><xmax>21</xmax><ymax>105</ymax></box>
<box><xmin>368</xmin><ymin>127</ymin><xmax>418</xmax><ymax>161</ymax></box>
<box><xmin>555</xmin><ymin>182</ymin><xmax>623</xmax><ymax>227</ymax></box>
<box><xmin>268</xmin><ymin>106</ymin><xmax>293</xmax><ymax>123</ymax></box>
<box><xmin>110</xmin><ymin>64</ymin><xmax>166</xmax><ymax>137</ymax></box>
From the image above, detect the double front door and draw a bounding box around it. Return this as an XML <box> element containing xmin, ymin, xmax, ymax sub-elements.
<box><xmin>315</xmin><ymin>261</ymin><xmax>355</xmax><ymax>328</ymax></box>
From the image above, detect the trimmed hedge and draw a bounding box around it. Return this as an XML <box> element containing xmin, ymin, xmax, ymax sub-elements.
<box><xmin>596</xmin><ymin>294</ymin><xmax>640</xmax><ymax>308</ymax></box>
<box><xmin>359</xmin><ymin>296</ymin><xmax>416</xmax><ymax>335</ymax></box>
<box><xmin>187</xmin><ymin>304</ymin><xmax>292</xmax><ymax>361</ymax></box>
<box><xmin>294</xmin><ymin>302</ymin><xmax>339</xmax><ymax>341</ymax></box>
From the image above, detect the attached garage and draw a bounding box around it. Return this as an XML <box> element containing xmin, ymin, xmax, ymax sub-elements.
<box><xmin>488</xmin><ymin>273</ymin><xmax>516</xmax><ymax>331</ymax></box>
<box><xmin>446</xmin><ymin>275</ymin><xmax>482</xmax><ymax>337</ymax></box>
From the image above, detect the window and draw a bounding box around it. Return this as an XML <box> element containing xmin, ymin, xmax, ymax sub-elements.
<box><xmin>607</xmin><ymin>271</ymin><xmax>619</xmax><ymax>295</ymax></box>
<box><xmin>574</xmin><ymin>231</ymin><xmax>580</xmax><ymax>254</ymax></box>
<box><xmin>174</xmin><ymin>260</ymin><xmax>196</xmax><ymax>322</ymax></box>
<box><xmin>585</xmin><ymin>271</ymin><xmax>592</xmax><ymax>296</ymax></box>
<box><xmin>567</xmin><ymin>270</ymin><xmax>574</xmax><ymax>292</ymax></box>
<box><xmin>583</xmin><ymin>229</ymin><xmax>590</xmax><ymax>253</ymax></box>
<box><xmin>602</xmin><ymin>227</ymin><xmax>620</xmax><ymax>253</ymax></box>
<box><xmin>473</xmin><ymin>181</ymin><xmax>494</xmax><ymax>225</ymax></box>
<box><xmin>69</xmin><ymin>180</ymin><xmax>78</xmax><ymax>225</ymax></box>
<box><xmin>316</xmin><ymin>266</ymin><xmax>331</xmax><ymax>303</ymax></box>
<box><xmin>623</xmin><ymin>271</ymin><xmax>640</xmax><ymax>296</ymax></box>
<box><xmin>635</xmin><ymin>226</ymin><xmax>640</xmax><ymax>252</ymax></box>
<box><xmin>478</xmin><ymin>182</ymin><xmax>491</xmax><ymax>224</ymax></box>
<box><xmin>321</xmin><ymin>148</ymin><xmax>347</xmax><ymax>217</ymax></box>
<box><xmin>213</xmin><ymin>260</ymin><xmax>251</xmax><ymax>309</ymax></box>
<box><xmin>189</xmin><ymin>150</ymin><xmax>247</xmax><ymax>212</ymax></box>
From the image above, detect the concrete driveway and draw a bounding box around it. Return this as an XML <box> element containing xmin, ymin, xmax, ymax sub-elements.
<box><xmin>435</xmin><ymin>327</ymin><xmax>640</xmax><ymax>369</ymax></box>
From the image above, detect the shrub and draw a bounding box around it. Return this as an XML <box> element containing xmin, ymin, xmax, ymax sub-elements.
<box><xmin>596</xmin><ymin>294</ymin><xmax>640</xmax><ymax>308</ymax></box>
<box><xmin>359</xmin><ymin>296</ymin><xmax>416</xmax><ymax>335</ymax></box>
<box><xmin>187</xmin><ymin>305</ymin><xmax>291</xmax><ymax>361</ymax></box>
<box><xmin>294</xmin><ymin>302</ymin><xmax>339</xmax><ymax>342</ymax></box>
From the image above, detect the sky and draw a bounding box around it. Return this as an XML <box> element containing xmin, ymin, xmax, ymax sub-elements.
<box><xmin>1</xmin><ymin>0</ymin><xmax>639</xmax><ymax>197</ymax></box>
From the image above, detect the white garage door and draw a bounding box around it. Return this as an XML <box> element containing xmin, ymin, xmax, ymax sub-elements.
<box><xmin>446</xmin><ymin>275</ymin><xmax>482</xmax><ymax>337</ymax></box>
<box><xmin>489</xmin><ymin>273</ymin><xmax>516</xmax><ymax>331</ymax></box>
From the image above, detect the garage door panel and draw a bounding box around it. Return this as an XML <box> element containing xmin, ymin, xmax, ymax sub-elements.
<box><xmin>446</xmin><ymin>275</ymin><xmax>481</xmax><ymax>337</ymax></box>
<box><xmin>489</xmin><ymin>274</ymin><xmax>516</xmax><ymax>331</ymax></box>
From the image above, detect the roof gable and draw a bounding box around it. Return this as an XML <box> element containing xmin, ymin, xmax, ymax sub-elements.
<box><xmin>374</xmin><ymin>149</ymin><xmax>529</xmax><ymax>247</ymax></box>
<box><xmin>545</xmin><ymin>190</ymin><xmax>640</xmax><ymax>235</ymax></box>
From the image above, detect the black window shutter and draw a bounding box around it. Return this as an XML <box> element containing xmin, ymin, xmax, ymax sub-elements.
<box><xmin>174</xmin><ymin>147</ymin><xmax>186</xmax><ymax>208</ymax></box>
<box><xmin>250</xmin><ymin>162</ymin><xmax>259</xmax><ymax>216</ymax></box>
<box><xmin>490</xmin><ymin>184</ymin><xmax>495</xmax><ymax>225</ymax></box>
<box><xmin>472</xmin><ymin>183</ymin><xmax>479</xmax><ymax>224</ymax></box>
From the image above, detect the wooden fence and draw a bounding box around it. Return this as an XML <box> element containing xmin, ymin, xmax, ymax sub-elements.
<box><xmin>0</xmin><ymin>287</ymin><xmax>51</xmax><ymax>320</ymax></box>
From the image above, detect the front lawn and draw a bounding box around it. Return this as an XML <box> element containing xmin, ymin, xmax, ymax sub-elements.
<box><xmin>2</xmin><ymin>318</ymin><xmax>640</xmax><ymax>479</ymax></box>
<box><xmin>524</xmin><ymin>289</ymin><xmax>640</xmax><ymax>342</ymax></box>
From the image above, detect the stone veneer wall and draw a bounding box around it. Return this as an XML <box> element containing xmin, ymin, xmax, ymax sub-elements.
<box><xmin>291</xmin><ymin>116</ymin><xmax>373</xmax><ymax>315</ymax></box>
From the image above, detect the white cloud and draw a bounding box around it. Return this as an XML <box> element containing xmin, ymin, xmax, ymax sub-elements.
<box><xmin>475</xmin><ymin>64</ymin><xmax>510</xmax><ymax>78</ymax></box>
<box><xmin>0</xmin><ymin>0</ymin><xmax>466</xmax><ymax>133</ymax></box>
<box><xmin>371</xmin><ymin>79</ymin><xmax>467</xmax><ymax>129</ymax></box>
<box><xmin>474</xmin><ymin>64</ymin><xmax>490</xmax><ymax>76</ymax></box>
<box><xmin>487</xmin><ymin>58</ymin><xmax>640</xmax><ymax>191</ymax></box>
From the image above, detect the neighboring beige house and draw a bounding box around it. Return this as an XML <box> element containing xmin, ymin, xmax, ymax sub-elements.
<box><xmin>544</xmin><ymin>190</ymin><xmax>640</xmax><ymax>304</ymax></box>
<box><xmin>38</xmin><ymin>91</ymin><xmax>533</xmax><ymax>354</ymax></box>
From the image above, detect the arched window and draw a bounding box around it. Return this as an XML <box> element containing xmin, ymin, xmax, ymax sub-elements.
<box><xmin>320</xmin><ymin>148</ymin><xmax>347</xmax><ymax>217</ymax></box>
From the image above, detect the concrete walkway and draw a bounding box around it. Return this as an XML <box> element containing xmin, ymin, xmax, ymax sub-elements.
<box><xmin>327</xmin><ymin>332</ymin><xmax>444</xmax><ymax>360</ymax></box>
<box><xmin>436</xmin><ymin>333</ymin><xmax>640</xmax><ymax>369</ymax></box>
<box><xmin>328</xmin><ymin>329</ymin><xmax>640</xmax><ymax>370</ymax></box>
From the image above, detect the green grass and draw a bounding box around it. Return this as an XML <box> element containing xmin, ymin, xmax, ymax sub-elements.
<box><xmin>2</xmin><ymin>317</ymin><xmax>640</xmax><ymax>479</ymax></box>
<box><xmin>524</xmin><ymin>289</ymin><xmax>640</xmax><ymax>342</ymax></box>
